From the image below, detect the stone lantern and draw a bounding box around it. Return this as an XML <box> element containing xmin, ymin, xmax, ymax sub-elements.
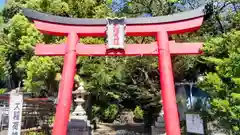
<box><xmin>71</xmin><ymin>82</ymin><xmax>87</xmax><ymax>121</ymax></box>
<box><xmin>67</xmin><ymin>82</ymin><xmax>92</xmax><ymax>135</ymax></box>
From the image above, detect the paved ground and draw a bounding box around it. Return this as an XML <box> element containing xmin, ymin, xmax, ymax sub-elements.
<box><xmin>94</xmin><ymin>123</ymin><xmax>149</xmax><ymax>135</ymax></box>
<box><xmin>0</xmin><ymin>130</ymin><xmax>7</xmax><ymax>135</ymax></box>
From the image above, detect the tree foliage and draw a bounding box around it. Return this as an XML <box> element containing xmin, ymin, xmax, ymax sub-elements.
<box><xmin>198</xmin><ymin>30</ymin><xmax>240</xmax><ymax>133</ymax></box>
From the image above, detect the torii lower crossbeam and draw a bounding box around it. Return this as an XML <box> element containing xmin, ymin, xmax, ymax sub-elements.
<box><xmin>35</xmin><ymin>41</ymin><xmax>202</xmax><ymax>56</ymax></box>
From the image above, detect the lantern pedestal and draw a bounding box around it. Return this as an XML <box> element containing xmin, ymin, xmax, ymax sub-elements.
<box><xmin>151</xmin><ymin>100</ymin><xmax>166</xmax><ymax>135</ymax></box>
<box><xmin>151</xmin><ymin>110</ymin><xmax>166</xmax><ymax>135</ymax></box>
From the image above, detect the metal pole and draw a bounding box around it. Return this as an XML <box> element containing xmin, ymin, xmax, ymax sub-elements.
<box><xmin>157</xmin><ymin>31</ymin><xmax>181</xmax><ymax>135</ymax></box>
<box><xmin>52</xmin><ymin>33</ymin><xmax>79</xmax><ymax>135</ymax></box>
<box><xmin>190</xmin><ymin>82</ymin><xmax>193</xmax><ymax>109</ymax></box>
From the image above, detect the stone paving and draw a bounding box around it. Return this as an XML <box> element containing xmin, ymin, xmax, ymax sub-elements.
<box><xmin>0</xmin><ymin>130</ymin><xmax>7</xmax><ymax>135</ymax></box>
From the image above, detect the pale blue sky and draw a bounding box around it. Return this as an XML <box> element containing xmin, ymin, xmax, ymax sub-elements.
<box><xmin>0</xmin><ymin>0</ymin><xmax>5</xmax><ymax>9</ymax></box>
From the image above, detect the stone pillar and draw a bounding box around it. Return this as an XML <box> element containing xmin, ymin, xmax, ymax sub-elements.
<box><xmin>151</xmin><ymin>100</ymin><xmax>166</xmax><ymax>135</ymax></box>
<box><xmin>67</xmin><ymin>82</ymin><xmax>92</xmax><ymax>135</ymax></box>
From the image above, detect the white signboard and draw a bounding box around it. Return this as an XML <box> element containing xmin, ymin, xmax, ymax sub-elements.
<box><xmin>186</xmin><ymin>113</ymin><xmax>204</xmax><ymax>134</ymax></box>
<box><xmin>8</xmin><ymin>91</ymin><xmax>23</xmax><ymax>135</ymax></box>
<box><xmin>106</xmin><ymin>17</ymin><xmax>126</xmax><ymax>49</ymax></box>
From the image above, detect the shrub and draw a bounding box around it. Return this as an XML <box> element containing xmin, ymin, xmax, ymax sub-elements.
<box><xmin>0</xmin><ymin>88</ymin><xmax>6</xmax><ymax>94</ymax></box>
<box><xmin>133</xmin><ymin>106</ymin><xmax>143</xmax><ymax>119</ymax></box>
<box><xmin>24</xmin><ymin>131</ymin><xmax>46</xmax><ymax>135</ymax></box>
<box><xmin>103</xmin><ymin>104</ymin><xmax>119</xmax><ymax>121</ymax></box>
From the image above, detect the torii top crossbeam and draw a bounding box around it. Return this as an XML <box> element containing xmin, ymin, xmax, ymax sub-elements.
<box><xmin>23</xmin><ymin>6</ymin><xmax>207</xmax><ymax>135</ymax></box>
<box><xmin>23</xmin><ymin>6</ymin><xmax>205</xmax><ymax>36</ymax></box>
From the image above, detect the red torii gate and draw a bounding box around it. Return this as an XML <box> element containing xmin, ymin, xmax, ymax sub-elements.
<box><xmin>23</xmin><ymin>6</ymin><xmax>207</xmax><ymax>135</ymax></box>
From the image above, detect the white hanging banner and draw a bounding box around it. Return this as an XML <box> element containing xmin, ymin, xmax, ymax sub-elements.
<box><xmin>8</xmin><ymin>91</ymin><xmax>23</xmax><ymax>135</ymax></box>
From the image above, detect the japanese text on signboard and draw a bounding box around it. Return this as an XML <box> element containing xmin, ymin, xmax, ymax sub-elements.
<box><xmin>8</xmin><ymin>92</ymin><xmax>23</xmax><ymax>135</ymax></box>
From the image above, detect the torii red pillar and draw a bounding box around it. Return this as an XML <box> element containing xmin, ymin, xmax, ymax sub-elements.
<box><xmin>23</xmin><ymin>6</ymin><xmax>206</xmax><ymax>135</ymax></box>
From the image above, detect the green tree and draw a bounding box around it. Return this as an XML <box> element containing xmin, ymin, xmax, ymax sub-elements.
<box><xmin>198</xmin><ymin>30</ymin><xmax>240</xmax><ymax>133</ymax></box>
<box><xmin>0</xmin><ymin>0</ymin><xmax>112</xmax><ymax>95</ymax></box>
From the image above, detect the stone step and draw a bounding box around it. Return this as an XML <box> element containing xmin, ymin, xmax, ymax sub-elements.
<box><xmin>155</xmin><ymin>122</ymin><xmax>165</xmax><ymax>128</ymax></box>
<box><xmin>151</xmin><ymin>126</ymin><xmax>166</xmax><ymax>135</ymax></box>
<box><xmin>153</xmin><ymin>128</ymin><xmax>165</xmax><ymax>132</ymax></box>
<box><xmin>94</xmin><ymin>128</ymin><xmax>116</xmax><ymax>135</ymax></box>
